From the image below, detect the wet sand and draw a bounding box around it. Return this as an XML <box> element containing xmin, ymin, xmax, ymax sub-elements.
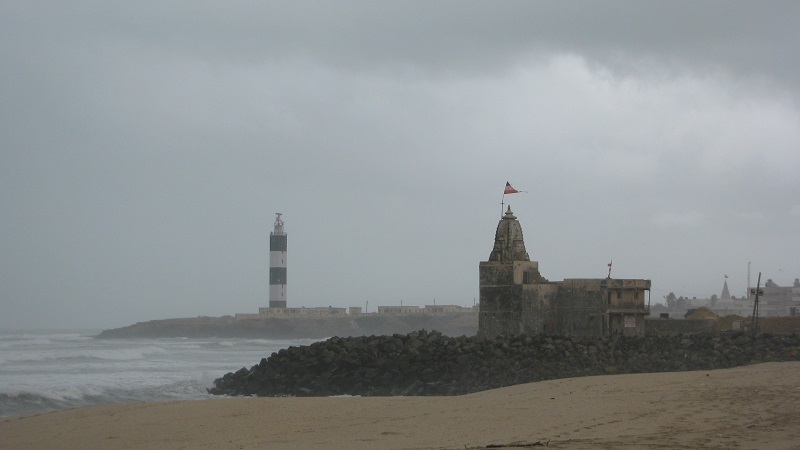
<box><xmin>2</xmin><ymin>361</ymin><xmax>798</xmax><ymax>449</ymax></box>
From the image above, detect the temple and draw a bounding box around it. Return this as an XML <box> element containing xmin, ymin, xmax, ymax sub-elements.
<box><xmin>479</xmin><ymin>207</ymin><xmax>651</xmax><ymax>337</ymax></box>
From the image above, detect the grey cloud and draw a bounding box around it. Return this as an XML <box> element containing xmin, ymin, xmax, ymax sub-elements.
<box><xmin>5</xmin><ymin>2</ymin><xmax>800</xmax><ymax>82</ymax></box>
<box><xmin>1</xmin><ymin>2</ymin><xmax>798</xmax><ymax>329</ymax></box>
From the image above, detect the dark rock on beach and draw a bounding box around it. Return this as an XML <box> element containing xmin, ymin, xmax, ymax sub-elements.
<box><xmin>209</xmin><ymin>330</ymin><xmax>800</xmax><ymax>397</ymax></box>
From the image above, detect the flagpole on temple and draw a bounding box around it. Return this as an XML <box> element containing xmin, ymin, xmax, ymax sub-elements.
<box><xmin>501</xmin><ymin>181</ymin><xmax>524</xmax><ymax>218</ymax></box>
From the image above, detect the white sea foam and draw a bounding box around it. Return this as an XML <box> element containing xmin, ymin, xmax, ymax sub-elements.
<box><xmin>0</xmin><ymin>331</ymin><xmax>314</xmax><ymax>418</ymax></box>
<box><xmin>0</xmin><ymin>345</ymin><xmax>169</xmax><ymax>364</ymax></box>
<box><xmin>245</xmin><ymin>338</ymin><xmax>320</xmax><ymax>347</ymax></box>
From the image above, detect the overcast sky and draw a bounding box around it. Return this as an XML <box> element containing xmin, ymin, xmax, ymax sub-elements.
<box><xmin>2</xmin><ymin>1</ymin><xmax>799</xmax><ymax>330</ymax></box>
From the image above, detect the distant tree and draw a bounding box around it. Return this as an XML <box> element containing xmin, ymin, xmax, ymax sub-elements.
<box><xmin>664</xmin><ymin>292</ymin><xmax>677</xmax><ymax>309</ymax></box>
<box><xmin>650</xmin><ymin>303</ymin><xmax>668</xmax><ymax>314</ymax></box>
<box><xmin>709</xmin><ymin>294</ymin><xmax>718</xmax><ymax>307</ymax></box>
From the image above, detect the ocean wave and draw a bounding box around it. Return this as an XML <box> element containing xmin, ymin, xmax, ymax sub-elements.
<box><xmin>0</xmin><ymin>381</ymin><xmax>212</xmax><ymax>418</ymax></box>
<box><xmin>0</xmin><ymin>334</ymin><xmax>314</xmax><ymax>418</ymax></box>
<box><xmin>244</xmin><ymin>338</ymin><xmax>320</xmax><ymax>346</ymax></box>
<box><xmin>2</xmin><ymin>384</ymin><xmax>106</xmax><ymax>403</ymax></box>
<box><xmin>0</xmin><ymin>333</ymin><xmax>94</xmax><ymax>350</ymax></box>
<box><xmin>0</xmin><ymin>386</ymin><xmax>105</xmax><ymax>418</ymax></box>
<box><xmin>0</xmin><ymin>337</ymin><xmax>53</xmax><ymax>348</ymax></box>
<box><xmin>0</xmin><ymin>392</ymin><xmax>79</xmax><ymax>418</ymax></box>
<box><xmin>75</xmin><ymin>345</ymin><xmax>170</xmax><ymax>361</ymax></box>
<box><xmin>0</xmin><ymin>332</ymin><xmax>92</xmax><ymax>341</ymax></box>
<box><xmin>0</xmin><ymin>345</ymin><xmax>169</xmax><ymax>364</ymax></box>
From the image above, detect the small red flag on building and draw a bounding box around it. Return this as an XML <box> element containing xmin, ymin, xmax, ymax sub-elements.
<box><xmin>504</xmin><ymin>182</ymin><xmax>520</xmax><ymax>194</ymax></box>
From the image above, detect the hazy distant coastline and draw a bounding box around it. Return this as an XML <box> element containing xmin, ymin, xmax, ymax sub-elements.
<box><xmin>96</xmin><ymin>313</ymin><xmax>478</xmax><ymax>339</ymax></box>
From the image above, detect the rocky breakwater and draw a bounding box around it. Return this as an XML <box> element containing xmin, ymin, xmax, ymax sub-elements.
<box><xmin>210</xmin><ymin>330</ymin><xmax>800</xmax><ymax>397</ymax></box>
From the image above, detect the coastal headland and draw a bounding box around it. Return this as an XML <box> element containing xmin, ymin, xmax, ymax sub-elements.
<box><xmin>96</xmin><ymin>313</ymin><xmax>478</xmax><ymax>339</ymax></box>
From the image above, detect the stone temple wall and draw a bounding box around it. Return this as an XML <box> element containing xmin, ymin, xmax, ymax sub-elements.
<box><xmin>478</xmin><ymin>207</ymin><xmax>649</xmax><ymax>337</ymax></box>
<box><xmin>554</xmin><ymin>282</ymin><xmax>606</xmax><ymax>336</ymax></box>
<box><xmin>479</xmin><ymin>284</ymin><xmax>524</xmax><ymax>336</ymax></box>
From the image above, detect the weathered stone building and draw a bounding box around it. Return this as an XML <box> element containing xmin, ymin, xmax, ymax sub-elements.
<box><xmin>479</xmin><ymin>207</ymin><xmax>651</xmax><ymax>337</ymax></box>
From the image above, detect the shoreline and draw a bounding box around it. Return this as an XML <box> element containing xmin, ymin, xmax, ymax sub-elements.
<box><xmin>2</xmin><ymin>361</ymin><xmax>798</xmax><ymax>449</ymax></box>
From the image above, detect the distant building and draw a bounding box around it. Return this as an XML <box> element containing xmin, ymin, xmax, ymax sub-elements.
<box><xmin>711</xmin><ymin>278</ymin><xmax>752</xmax><ymax>317</ymax></box>
<box><xmin>375</xmin><ymin>305</ymin><xmax>474</xmax><ymax>315</ymax></box>
<box><xmin>258</xmin><ymin>306</ymin><xmax>347</xmax><ymax>318</ymax></box>
<box><xmin>756</xmin><ymin>278</ymin><xmax>800</xmax><ymax>316</ymax></box>
<box><xmin>479</xmin><ymin>207</ymin><xmax>651</xmax><ymax>337</ymax></box>
<box><xmin>423</xmin><ymin>305</ymin><xmax>473</xmax><ymax>315</ymax></box>
<box><xmin>378</xmin><ymin>305</ymin><xmax>422</xmax><ymax>315</ymax></box>
<box><xmin>709</xmin><ymin>276</ymin><xmax>800</xmax><ymax>317</ymax></box>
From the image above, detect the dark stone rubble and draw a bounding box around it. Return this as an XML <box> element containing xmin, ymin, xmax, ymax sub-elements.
<box><xmin>209</xmin><ymin>330</ymin><xmax>800</xmax><ymax>397</ymax></box>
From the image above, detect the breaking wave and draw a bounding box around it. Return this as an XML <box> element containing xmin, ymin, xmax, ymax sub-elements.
<box><xmin>0</xmin><ymin>381</ymin><xmax>212</xmax><ymax>418</ymax></box>
<box><xmin>0</xmin><ymin>331</ymin><xmax>312</xmax><ymax>418</ymax></box>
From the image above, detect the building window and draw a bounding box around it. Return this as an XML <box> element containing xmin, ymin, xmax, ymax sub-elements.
<box><xmin>634</xmin><ymin>291</ymin><xmax>639</xmax><ymax>300</ymax></box>
<box><xmin>522</xmin><ymin>269</ymin><xmax>534</xmax><ymax>284</ymax></box>
<box><xmin>617</xmin><ymin>291</ymin><xmax>622</xmax><ymax>299</ymax></box>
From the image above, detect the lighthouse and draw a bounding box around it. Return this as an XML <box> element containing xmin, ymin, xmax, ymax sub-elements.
<box><xmin>269</xmin><ymin>213</ymin><xmax>287</xmax><ymax>308</ymax></box>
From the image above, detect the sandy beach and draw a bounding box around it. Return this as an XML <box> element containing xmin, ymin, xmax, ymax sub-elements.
<box><xmin>2</xmin><ymin>361</ymin><xmax>798</xmax><ymax>449</ymax></box>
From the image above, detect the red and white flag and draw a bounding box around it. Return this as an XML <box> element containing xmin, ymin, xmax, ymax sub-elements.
<box><xmin>504</xmin><ymin>182</ymin><xmax>520</xmax><ymax>194</ymax></box>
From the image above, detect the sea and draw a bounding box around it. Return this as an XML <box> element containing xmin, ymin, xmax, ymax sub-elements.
<box><xmin>0</xmin><ymin>330</ymin><xmax>317</xmax><ymax>418</ymax></box>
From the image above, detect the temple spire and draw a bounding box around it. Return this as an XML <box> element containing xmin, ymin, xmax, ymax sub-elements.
<box><xmin>488</xmin><ymin>206</ymin><xmax>530</xmax><ymax>262</ymax></box>
<box><xmin>721</xmin><ymin>279</ymin><xmax>731</xmax><ymax>300</ymax></box>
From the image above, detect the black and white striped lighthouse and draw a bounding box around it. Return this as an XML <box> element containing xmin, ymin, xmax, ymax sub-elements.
<box><xmin>269</xmin><ymin>213</ymin><xmax>287</xmax><ymax>308</ymax></box>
